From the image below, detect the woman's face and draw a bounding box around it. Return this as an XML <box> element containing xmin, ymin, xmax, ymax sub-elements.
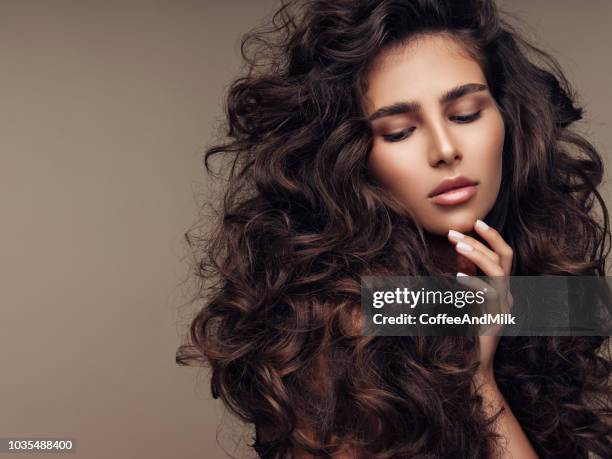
<box><xmin>363</xmin><ymin>33</ymin><xmax>505</xmax><ymax>236</ymax></box>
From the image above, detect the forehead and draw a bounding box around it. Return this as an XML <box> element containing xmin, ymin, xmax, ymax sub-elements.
<box><xmin>363</xmin><ymin>34</ymin><xmax>486</xmax><ymax>112</ymax></box>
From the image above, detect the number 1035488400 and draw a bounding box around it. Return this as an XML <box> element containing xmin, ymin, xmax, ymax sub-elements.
<box><xmin>2</xmin><ymin>438</ymin><xmax>75</xmax><ymax>453</ymax></box>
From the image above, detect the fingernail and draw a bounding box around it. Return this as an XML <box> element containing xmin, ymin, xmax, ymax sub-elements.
<box><xmin>475</xmin><ymin>219</ymin><xmax>489</xmax><ymax>231</ymax></box>
<box><xmin>448</xmin><ymin>229</ymin><xmax>465</xmax><ymax>241</ymax></box>
<box><xmin>456</xmin><ymin>241</ymin><xmax>473</xmax><ymax>252</ymax></box>
<box><xmin>456</xmin><ymin>272</ymin><xmax>469</xmax><ymax>276</ymax></box>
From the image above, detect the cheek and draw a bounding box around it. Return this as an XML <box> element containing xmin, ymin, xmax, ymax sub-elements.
<box><xmin>367</xmin><ymin>148</ymin><xmax>428</xmax><ymax>213</ymax></box>
<box><xmin>368</xmin><ymin>148</ymin><xmax>424</xmax><ymax>195</ymax></box>
<box><xmin>468</xmin><ymin>114</ymin><xmax>505</xmax><ymax>182</ymax></box>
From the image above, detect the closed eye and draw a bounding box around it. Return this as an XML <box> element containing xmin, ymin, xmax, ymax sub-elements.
<box><xmin>381</xmin><ymin>111</ymin><xmax>482</xmax><ymax>143</ymax></box>
<box><xmin>450</xmin><ymin>110</ymin><xmax>482</xmax><ymax>123</ymax></box>
<box><xmin>382</xmin><ymin>127</ymin><xmax>416</xmax><ymax>143</ymax></box>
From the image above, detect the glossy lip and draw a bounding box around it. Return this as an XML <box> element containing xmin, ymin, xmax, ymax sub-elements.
<box><xmin>430</xmin><ymin>184</ymin><xmax>478</xmax><ymax>206</ymax></box>
<box><xmin>428</xmin><ymin>175</ymin><xmax>478</xmax><ymax>198</ymax></box>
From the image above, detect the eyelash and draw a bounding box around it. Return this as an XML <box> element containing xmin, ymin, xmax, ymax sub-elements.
<box><xmin>381</xmin><ymin>110</ymin><xmax>483</xmax><ymax>143</ymax></box>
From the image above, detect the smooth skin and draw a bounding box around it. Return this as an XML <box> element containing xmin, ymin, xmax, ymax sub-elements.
<box><xmin>362</xmin><ymin>33</ymin><xmax>538</xmax><ymax>458</ymax></box>
<box><xmin>363</xmin><ymin>32</ymin><xmax>505</xmax><ymax>236</ymax></box>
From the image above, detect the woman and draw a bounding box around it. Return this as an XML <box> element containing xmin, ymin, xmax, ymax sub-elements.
<box><xmin>176</xmin><ymin>0</ymin><xmax>612</xmax><ymax>457</ymax></box>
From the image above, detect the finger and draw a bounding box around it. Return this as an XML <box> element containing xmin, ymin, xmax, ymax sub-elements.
<box><xmin>457</xmin><ymin>273</ymin><xmax>505</xmax><ymax>314</ymax></box>
<box><xmin>455</xmin><ymin>240</ymin><xmax>505</xmax><ymax>277</ymax></box>
<box><xmin>473</xmin><ymin>220</ymin><xmax>513</xmax><ymax>275</ymax></box>
<box><xmin>456</xmin><ymin>273</ymin><xmax>511</xmax><ymax>336</ymax></box>
<box><xmin>455</xmin><ymin>273</ymin><xmax>491</xmax><ymax>311</ymax></box>
<box><xmin>490</xmin><ymin>274</ymin><xmax>513</xmax><ymax>311</ymax></box>
<box><xmin>448</xmin><ymin>230</ymin><xmax>499</xmax><ymax>265</ymax></box>
<box><xmin>456</xmin><ymin>273</ymin><xmax>498</xmax><ymax>315</ymax></box>
<box><xmin>456</xmin><ymin>272</ymin><xmax>492</xmax><ymax>293</ymax></box>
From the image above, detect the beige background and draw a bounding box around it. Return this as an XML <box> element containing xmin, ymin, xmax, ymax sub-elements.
<box><xmin>0</xmin><ymin>1</ymin><xmax>610</xmax><ymax>458</ymax></box>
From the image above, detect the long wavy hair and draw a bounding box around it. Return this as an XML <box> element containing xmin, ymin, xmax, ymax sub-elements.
<box><xmin>176</xmin><ymin>0</ymin><xmax>612</xmax><ymax>457</ymax></box>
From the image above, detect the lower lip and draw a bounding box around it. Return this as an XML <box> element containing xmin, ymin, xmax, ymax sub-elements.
<box><xmin>430</xmin><ymin>185</ymin><xmax>478</xmax><ymax>206</ymax></box>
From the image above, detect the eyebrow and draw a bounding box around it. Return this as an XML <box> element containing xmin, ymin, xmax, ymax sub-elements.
<box><xmin>367</xmin><ymin>83</ymin><xmax>489</xmax><ymax>122</ymax></box>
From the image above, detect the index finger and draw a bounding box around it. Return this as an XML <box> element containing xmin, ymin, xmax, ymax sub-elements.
<box><xmin>473</xmin><ymin>220</ymin><xmax>514</xmax><ymax>274</ymax></box>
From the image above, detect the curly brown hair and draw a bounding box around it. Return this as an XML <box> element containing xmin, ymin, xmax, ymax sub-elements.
<box><xmin>176</xmin><ymin>0</ymin><xmax>612</xmax><ymax>457</ymax></box>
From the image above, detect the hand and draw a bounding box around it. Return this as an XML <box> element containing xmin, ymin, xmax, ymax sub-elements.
<box><xmin>447</xmin><ymin>219</ymin><xmax>514</xmax><ymax>381</ymax></box>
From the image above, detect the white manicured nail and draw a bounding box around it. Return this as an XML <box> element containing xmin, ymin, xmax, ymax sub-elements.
<box><xmin>456</xmin><ymin>272</ymin><xmax>469</xmax><ymax>276</ymax></box>
<box><xmin>456</xmin><ymin>241</ymin><xmax>473</xmax><ymax>252</ymax></box>
<box><xmin>475</xmin><ymin>219</ymin><xmax>489</xmax><ymax>231</ymax></box>
<box><xmin>448</xmin><ymin>229</ymin><xmax>465</xmax><ymax>241</ymax></box>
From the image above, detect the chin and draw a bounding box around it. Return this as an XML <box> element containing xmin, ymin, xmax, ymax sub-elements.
<box><xmin>424</xmin><ymin>210</ymin><xmax>481</xmax><ymax>235</ymax></box>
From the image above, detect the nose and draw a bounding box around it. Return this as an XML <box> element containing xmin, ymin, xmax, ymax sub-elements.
<box><xmin>427</xmin><ymin>122</ymin><xmax>461</xmax><ymax>167</ymax></box>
